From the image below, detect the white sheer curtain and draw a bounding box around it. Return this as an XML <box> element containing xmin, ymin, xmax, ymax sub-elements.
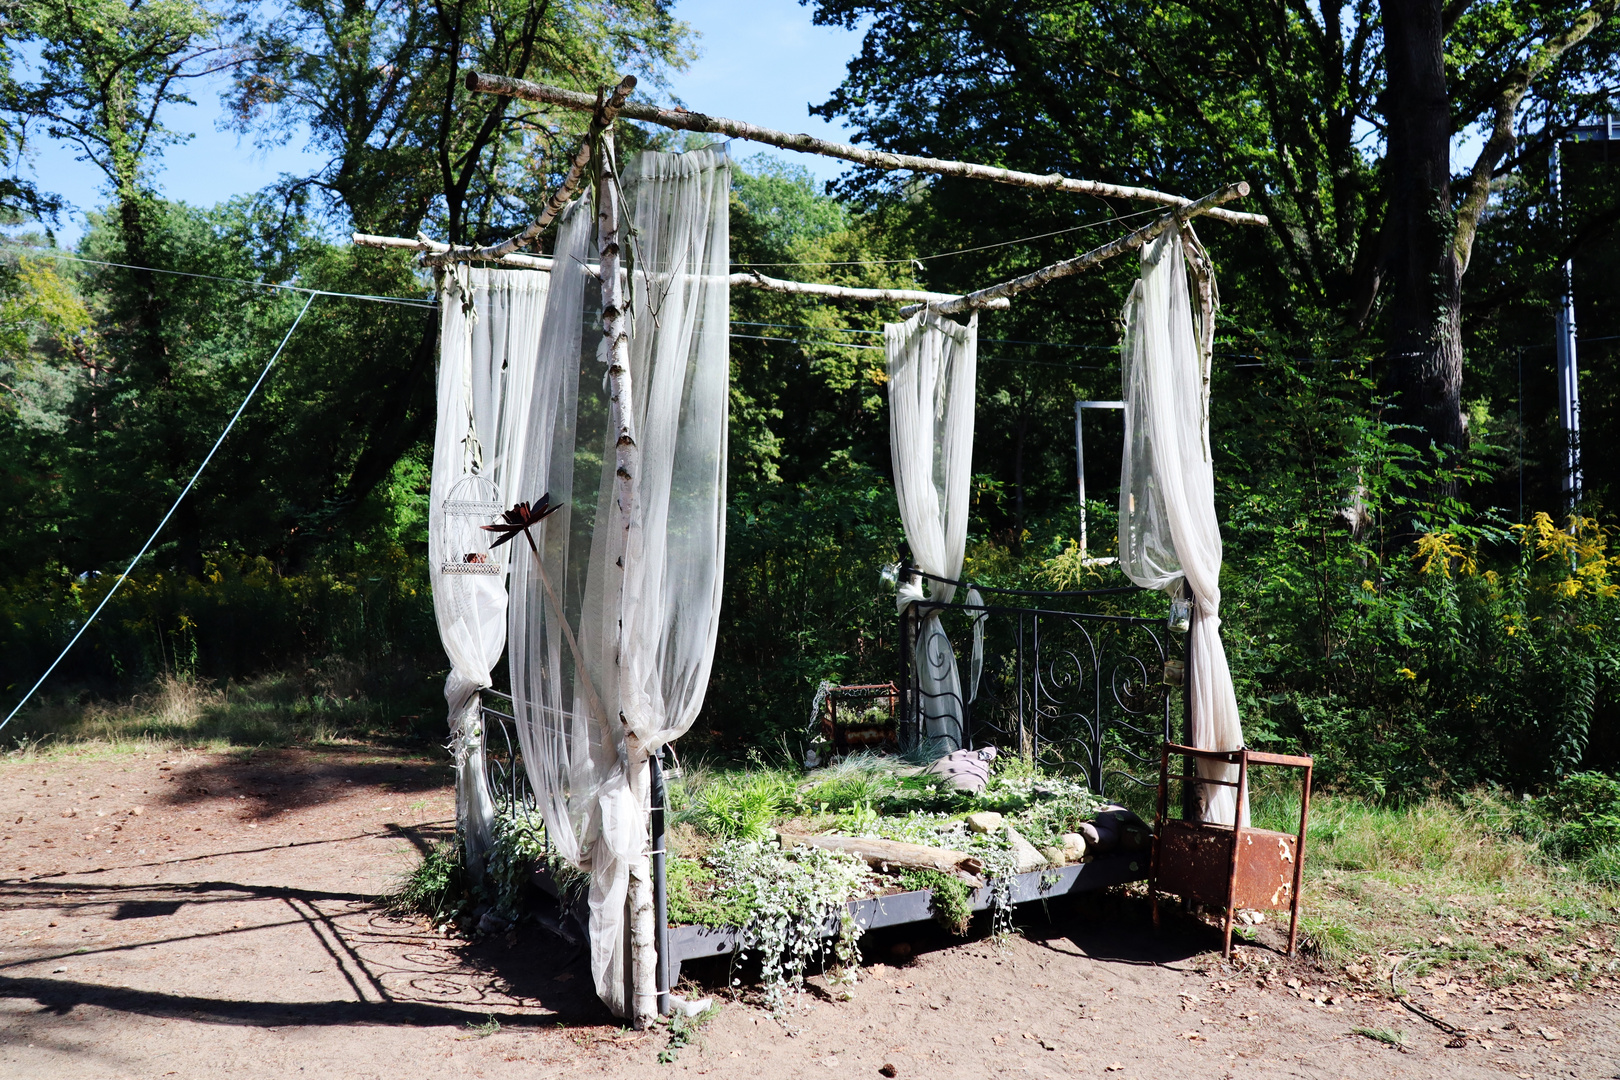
<box><xmin>428</xmin><ymin>266</ymin><xmax>548</xmax><ymax>874</ymax></box>
<box><xmin>509</xmin><ymin>147</ymin><xmax>730</xmax><ymax>1017</ymax></box>
<box><xmin>886</xmin><ymin>309</ymin><xmax>977</xmax><ymax>758</ymax></box>
<box><xmin>1117</xmin><ymin>228</ymin><xmax>1246</xmax><ymax>826</ymax></box>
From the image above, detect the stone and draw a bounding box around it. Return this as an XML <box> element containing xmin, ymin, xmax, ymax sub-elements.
<box><xmin>1061</xmin><ymin>832</ymin><xmax>1090</xmax><ymax>862</ymax></box>
<box><xmin>1004</xmin><ymin>825</ymin><xmax>1047</xmax><ymax>874</ymax></box>
<box><xmin>966</xmin><ymin>811</ymin><xmax>1005</xmax><ymax>833</ymax></box>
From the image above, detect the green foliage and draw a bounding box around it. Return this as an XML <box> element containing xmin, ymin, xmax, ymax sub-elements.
<box><xmin>225</xmin><ymin>0</ymin><xmax>692</xmax><ymax>241</ymax></box>
<box><xmin>486</xmin><ymin>805</ymin><xmax>551</xmax><ymax>920</ymax></box>
<box><xmin>14</xmin><ymin>0</ymin><xmax>221</xmax><ymax>199</ymax></box>
<box><xmin>666</xmin><ymin>854</ymin><xmax>740</xmax><ymax>929</ymax></box>
<box><xmin>704</xmin><ymin>839</ymin><xmax>872</xmax><ymax>1012</ymax></box>
<box><xmin>658</xmin><ymin>1003</ymin><xmax>719</xmax><ymax>1064</ymax></box>
<box><xmin>1</xmin><ymin>550</ymin><xmax>435</xmax><ymax>698</ymax></box>
<box><xmin>1535</xmin><ymin>772</ymin><xmax>1620</xmax><ymax>861</ymax></box>
<box><xmin>675</xmin><ymin>768</ymin><xmax>797</xmax><ymax>841</ymax></box>
<box><xmin>392</xmin><ymin>839</ymin><xmax>469</xmax><ymax>925</ymax></box>
<box><xmin>899</xmin><ymin>868</ymin><xmax>972</xmax><ymax>935</ymax></box>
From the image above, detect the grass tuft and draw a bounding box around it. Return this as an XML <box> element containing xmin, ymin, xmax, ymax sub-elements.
<box><xmin>1351</xmin><ymin>1027</ymin><xmax>1407</xmax><ymax>1049</ymax></box>
<box><xmin>391</xmin><ymin>840</ymin><xmax>469</xmax><ymax>925</ymax></box>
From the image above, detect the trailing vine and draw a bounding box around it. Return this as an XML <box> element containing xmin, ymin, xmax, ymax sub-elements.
<box><xmin>704</xmin><ymin>839</ymin><xmax>874</xmax><ymax>1013</ymax></box>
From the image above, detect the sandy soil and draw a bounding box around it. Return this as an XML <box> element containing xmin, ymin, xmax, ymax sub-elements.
<box><xmin>1</xmin><ymin>748</ymin><xmax>1615</xmax><ymax>1079</ymax></box>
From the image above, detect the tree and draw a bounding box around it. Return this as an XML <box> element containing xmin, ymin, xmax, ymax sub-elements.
<box><xmin>225</xmin><ymin>0</ymin><xmax>691</xmax><ymax>243</ymax></box>
<box><xmin>11</xmin><ymin>0</ymin><xmax>233</xmax><ymax>574</ymax></box>
<box><xmin>806</xmin><ymin>0</ymin><xmax>1620</xmax><ymax>453</ymax></box>
<box><xmin>1377</xmin><ymin>0</ymin><xmax>1619</xmax><ymax>453</ymax></box>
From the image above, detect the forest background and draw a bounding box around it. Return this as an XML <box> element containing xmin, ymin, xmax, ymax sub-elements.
<box><xmin>1</xmin><ymin>0</ymin><xmax>1619</xmax><ymax>802</ymax></box>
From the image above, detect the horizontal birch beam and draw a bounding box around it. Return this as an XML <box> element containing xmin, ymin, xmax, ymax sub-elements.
<box><xmin>466</xmin><ymin>72</ymin><xmax>1269</xmax><ymax>228</ymax></box>
<box><xmin>900</xmin><ymin>182</ymin><xmax>1251</xmax><ymax>317</ymax></box>
<box><xmin>354</xmin><ymin>232</ymin><xmax>555</xmax><ymax>269</ymax></box>
<box><xmin>351</xmin><ymin>233</ymin><xmax>1007</xmax><ymax>307</ymax></box>
<box><xmin>733</xmin><ymin>270</ymin><xmax>1010</xmax><ymax>307</ymax></box>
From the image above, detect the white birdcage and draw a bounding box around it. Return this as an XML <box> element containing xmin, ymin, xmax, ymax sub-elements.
<box><xmin>439</xmin><ymin>474</ymin><xmax>504</xmax><ymax>576</ymax></box>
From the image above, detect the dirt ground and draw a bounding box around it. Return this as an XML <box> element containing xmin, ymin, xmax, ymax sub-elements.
<box><xmin>2</xmin><ymin>748</ymin><xmax>1616</xmax><ymax>1079</ymax></box>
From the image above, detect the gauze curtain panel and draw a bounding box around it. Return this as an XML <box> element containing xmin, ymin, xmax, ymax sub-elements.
<box><xmin>508</xmin><ymin>147</ymin><xmax>730</xmax><ymax>1017</ymax></box>
<box><xmin>1117</xmin><ymin>229</ymin><xmax>1246</xmax><ymax>826</ymax></box>
<box><xmin>428</xmin><ymin>266</ymin><xmax>549</xmax><ymax>875</ymax></box>
<box><xmin>886</xmin><ymin>309</ymin><xmax>978</xmax><ymax>758</ymax></box>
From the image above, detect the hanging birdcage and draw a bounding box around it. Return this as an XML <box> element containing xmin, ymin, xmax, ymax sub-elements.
<box><xmin>440</xmin><ymin>474</ymin><xmax>504</xmax><ymax>576</ymax></box>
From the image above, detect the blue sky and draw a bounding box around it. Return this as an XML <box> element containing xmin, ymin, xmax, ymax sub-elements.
<box><xmin>18</xmin><ymin>0</ymin><xmax>865</xmax><ymax>247</ymax></box>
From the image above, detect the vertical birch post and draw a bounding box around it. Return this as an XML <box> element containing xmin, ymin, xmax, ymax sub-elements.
<box><xmin>597</xmin><ymin>127</ymin><xmax>657</xmax><ymax>1029</ymax></box>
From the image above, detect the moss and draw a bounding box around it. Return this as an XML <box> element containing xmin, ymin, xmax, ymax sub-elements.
<box><xmin>900</xmin><ymin>869</ymin><xmax>973</xmax><ymax>935</ymax></box>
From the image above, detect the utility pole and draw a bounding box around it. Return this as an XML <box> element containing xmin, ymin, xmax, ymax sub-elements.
<box><xmin>1552</xmin><ymin>138</ymin><xmax>1582</xmax><ymax>508</ymax></box>
<box><xmin>1552</xmin><ymin>115</ymin><xmax>1618</xmax><ymax>509</ymax></box>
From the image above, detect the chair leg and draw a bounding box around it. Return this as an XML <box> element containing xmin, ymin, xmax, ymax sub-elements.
<box><xmin>1222</xmin><ymin>905</ymin><xmax>1235</xmax><ymax>959</ymax></box>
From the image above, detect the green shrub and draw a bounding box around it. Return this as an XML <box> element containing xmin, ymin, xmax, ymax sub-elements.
<box><xmin>392</xmin><ymin>839</ymin><xmax>469</xmax><ymax>925</ymax></box>
<box><xmin>1537</xmin><ymin>771</ymin><xmax>1620</xmax><ymax>859</ymax></box>
<box><xmin>678</xmin><ymin>769</ymin><xmax>797</xmax><ymax>840</ymax></box>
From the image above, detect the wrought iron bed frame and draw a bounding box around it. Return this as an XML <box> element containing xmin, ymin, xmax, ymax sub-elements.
<box><xmin>896</xmin><ymin>562</ymin><xmax>1191</xmax><ymax>797</ymax></box>
<box><xmin>469</xmin><ymin>567</ymin><xmax>1194</xmax><ymax>1017</ymax></box>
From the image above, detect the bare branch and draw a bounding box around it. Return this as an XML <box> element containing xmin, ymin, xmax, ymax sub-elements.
<box><xmin>901</xmin><ymin>182</ymin><xmax>1251</xmax><ymax>316</ymax></box>
<box><xmin>467</xmin><ymin>72</ymin><xmax>1269</xmax><ymax>227</ymax></box>
<box><xmin>422</xmin><ymin>75</ymin><xmax>637</xmax><ymax>267</ymax></box>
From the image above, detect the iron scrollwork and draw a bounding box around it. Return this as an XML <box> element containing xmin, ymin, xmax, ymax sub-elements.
<box><xmin>898</xmin><ymin>573</ymin><xmax>1183</xmax><ymax>798</ymax></box>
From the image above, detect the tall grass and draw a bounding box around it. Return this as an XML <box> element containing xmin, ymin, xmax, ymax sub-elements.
<box><xmin>3</xmin><ymin>665</ymin><xmax>444</xmax><ymax>756</ymax></box>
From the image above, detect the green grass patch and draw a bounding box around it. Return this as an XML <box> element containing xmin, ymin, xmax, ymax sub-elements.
<box><xmin>3</xmin><ymin>666</ymin><xmax>443</xmax><ymax>759</ymax></box>
<box><xmin>391</xmin><ymin>839</ymin><xmax>469</xmax><ymax>925</ymax></box>
<box><xmin>1293</xmin><ymin>788</ymin><xmax>1620</xmax><ymax>992</ymax></box>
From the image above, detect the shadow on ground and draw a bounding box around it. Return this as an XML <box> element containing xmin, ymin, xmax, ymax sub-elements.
<box><xmin>155</xmin><ymin>747</ymin><xmax>454</xmax><ymax>822</ymax></box>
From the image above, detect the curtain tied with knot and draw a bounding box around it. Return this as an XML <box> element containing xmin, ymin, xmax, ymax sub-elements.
<box><xmin>1117</xmin><ymin>228</ymin><xmax>1247</xmax><ymax>825</ymax></box>
<box><xmin>428</xmin><ymin>267</ymin><xmax>549</xmax><ymax>874</ymax></box>
<box><xmin>508</xmin><ymin>147</ymin><xmax>729</xmax><ymax>1017</ymax></box>
<box><xmin>886</xmin><ymin>309</ymin><xmax>979</xmax><ymax>758</ymax></box>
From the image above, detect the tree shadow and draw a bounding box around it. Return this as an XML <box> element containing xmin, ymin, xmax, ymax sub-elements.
<box><xmin>153</xmin><ymin>746</ymin><xmax>453</xmax><ymax>821</ymax></box>
<box><xmin>1</xmin><ymin>875</ymin><xmax>617</xmax><ymax>1029</ymax></box>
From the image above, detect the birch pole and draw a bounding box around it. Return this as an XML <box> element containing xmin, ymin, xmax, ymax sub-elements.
<box><xmin>596</xmin><ymin>128</ymin><xmax>657</xmax><ymax>1029</ymax></box>
<box><xmin>900</xmin><ymin>182</ymin><xmax>1250</xmax><ymax>317</ymax></box>
<box><xmin>467</xmin><ymin>72</ymin><xmax>1268</xmax><ymax>228</ymax></box>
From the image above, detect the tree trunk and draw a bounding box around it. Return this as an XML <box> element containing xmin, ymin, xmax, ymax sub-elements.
<box><xmin>1379</xmin><ymin>0</ymin><xmax>1466</xmax><ymax>454</ymax></box>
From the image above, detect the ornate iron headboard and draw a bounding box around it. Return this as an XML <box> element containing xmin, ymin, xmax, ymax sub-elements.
<box><xmin>896</xmin><ymin>567</ymin><xmax>1189</xmax><ymax>798</ymax></box>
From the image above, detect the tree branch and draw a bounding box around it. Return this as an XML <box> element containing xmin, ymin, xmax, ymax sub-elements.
<box><xmin>466</xmin><ymin>71</ymin><xmax>1269</xmax><ymax>226</ymax></box>
<box><xmin>423</xmin><ymin>75</ymin><xmax>636</xmax><ymax>266</ymax></box>
<box><xmin>901</xmin><ymin>182</ymin><xmax>1251</xmax><ymax>315</ymax></box>
<box><xmin>1453</xmin><ymin>0</ymin><xmax>1617</xmax><ymax>274</ymax></box>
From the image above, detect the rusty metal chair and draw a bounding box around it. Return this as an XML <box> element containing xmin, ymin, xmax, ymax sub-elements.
<box><xmin>1149</xmin><ymin>743</ymin><xmax>1313</xmax><ymax>958</ymax></box>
